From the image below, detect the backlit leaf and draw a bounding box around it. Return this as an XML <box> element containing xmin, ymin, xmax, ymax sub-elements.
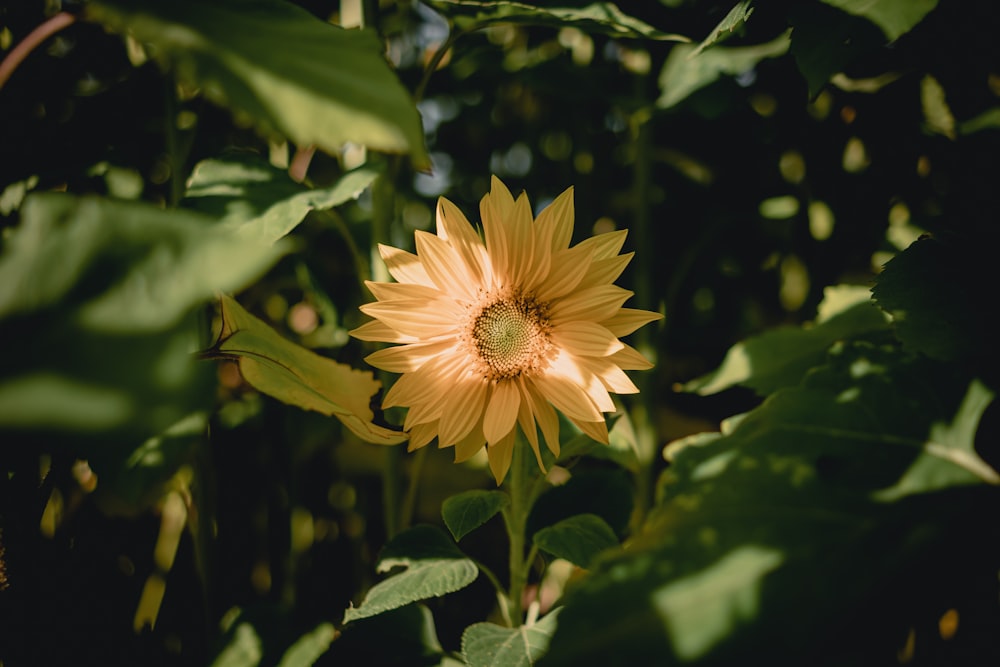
<box><xmin>819</xmin><ymin>0</ymin><xmax>938</xmax><ymax>41</ymax></box>
<box><xmin>207</xmin><ymin>294</ymin><xmax>405</xmax><ymax>445</ymax></box>
<box><xmin>463</xmin><ymin>609</ymin><xmax>561</xmax><ymax>667</ymax></box>
<box><xmin>442</xmin><ymin>489</ymin><xmax>510</xmax><ymax>541</ymax></box>
<box><xmin>533</xmin><ymin>514</ymin><xmax>619</xmax><ymax>569</ymax></box>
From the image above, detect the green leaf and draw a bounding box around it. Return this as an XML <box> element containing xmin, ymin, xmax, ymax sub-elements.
<box><xmin>277</xmin><ymin>623</ymin><xmax>337</xmax><ymax>667</ymax></box>
<box><xmin>542</xmin><ymin>343</ymin><xmax>999</xmax><ymax>665</ymax></box>
<box><xmin>872</xmin><ymin>237</ymin><xmax>993</xmax><ymax>365</ymax></box>
<box><xmin>533</xmin><ymin>514</ymin><xmax>619</xmax><ymax>569</ymax></box>
<box><xmin>688</xmin><ymin>1</ymin><xmax>754</xmax><ymax>57</ymax></box>
<box><xmin>183</xmin><ymin>153</ymin><xmax>381</xmax><ymax>245</ymax></box>
<box><xmin>207</xmin><ymin>294</ymin><xmax>405</xmax><ymax>445</ymax></box>
<box><xmin>425</xmin><ymin>1</ymin><xmax>689</xmax><ymax>41</ymax></box>
<box><xmin>819</xmin><ymin>0</ymin><xmax>938</xmax><ymax>41</ymax></box>
<box><xmin>682</xmin><ymin>285</ymin><xmax>890</xmax><ymax>396</ymax></box>
<box><xmin>85</xmin><ymin>0</ymin><xmax>429</xmax><ymax>168</ymax></box>
<box><xmin>324</xmin><ymin>605</ymin><xmax>445</xmax><ymax>665</ymax></box>
<box><xmin>527</xmin><ymin>469</ymin><xmax>633</xmax><ymax>538</ymax></box>
<box><xmin>462</xmin><ymin>609</ymin><xmax>561</xmax><ymax>667</ymax></box>
<box><xmin>442</xmin><ymin>489</ymin><xmax>510</xmax><ymax>541</ymax></box>
<box><xmin>209</xmin><ymin>623</ymin><xmax>262</xmax><ymax>667</ymax></box>
<box><xmin>657</xmin><ymin>31</ymin><xmax>790</xmax><ymax>110</ymax></box>
<box><xmin>342</xmin><ymin>525</ymin><xmax>479</xmax><ymax>624</ymax></box>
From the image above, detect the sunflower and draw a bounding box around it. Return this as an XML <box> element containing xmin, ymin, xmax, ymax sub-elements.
<box><xmin>351</xmin><ymin>176</ymin><xmax>661</xmax><ymax>484</ymax></box>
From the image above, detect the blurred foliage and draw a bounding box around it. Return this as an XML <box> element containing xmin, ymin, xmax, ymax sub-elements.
<box><xmin>1</xmin><ymin>0</ymin><xmax>998</xmax><ymax>665</ymax></box>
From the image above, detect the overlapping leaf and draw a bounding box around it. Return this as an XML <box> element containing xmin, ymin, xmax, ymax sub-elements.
<box><xmin>86</xmin><ymin>0</ymin><xmax>429</xmax><ymax>168</ymax></box>
<box><xmin>442</xmin><ymin>489</ymin><xmax>510</xmax><ymax>541</ymax></box>
<box><xmin>463</xmin><ymin>610</ymin><xmax>561</xmax><ymax>667</ymax></box>
<box><xmin>207</xmin><ymin>294</ymin><xmax>405</xmax><ymax>445</ymax></box>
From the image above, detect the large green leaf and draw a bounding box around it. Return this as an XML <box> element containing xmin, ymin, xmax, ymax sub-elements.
<box><xmin>533</xmin><ymin>514</ymin><xmax>619</xmax><ymax>569</ymax></box>
<box><xmin>542</xmin><ymin>342</ymin><xmax>999</xmax><ymax>665</ymax></box>
<box><xmin>324</xmin><ymin>605</ymin><xmax>445</xmax><ymax>666</ymax></box>
<box><xmin>657</xmin><ymin>31</ymin><xmax>790</xmax><ymax>110</ymax></box>
<box><xmin>442</xmin><ymin>489</ymin><xmax>510</xmax><ymax>541</ymax></box>
<box><xmin>425</xmin><ymin>1</ymin><xmax>688</xmax><ymax>41</ymax></box>
<box><xmin>819</xmin><ymin>0</ymin><xmax>938</xmax><ymax>41</ymax></box>
<box><xmin>86</xmin><ymin>0</ymin><xmax>429</xmax><ymax>168</ymax></box>
<box><xmin>681</xmin><ymin>285</ymin><xmax>890</xmax><ymax>396</ymax></box>
<box><xmin>342</xmin><ymin>525</ymin><xmax>479</xmax><ymax>624</ymax></box>
<box><xmin>0</xmin><ymin>193</ymin><xmax>282</xmax><ymax>449</ymax></box>
<box><xmin>462</xmin><ymin>609</ymin><xmax>561</xmax><ymax>667</ymax></box>
<box><xmin>183</xmin><ymin>153</ymin><xmax>381</xmax><ymax>245</ymax></box>
<box><xmin>206</xmin><ymin>294</ymin><xmax>405</xmax><ymax>445</ymax></box>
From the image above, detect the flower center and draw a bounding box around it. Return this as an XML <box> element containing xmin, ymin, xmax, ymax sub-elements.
<box><xmin>465</xmin><ymin>292</ymin><xmax>551</xmax><ymax>381</ymax></box>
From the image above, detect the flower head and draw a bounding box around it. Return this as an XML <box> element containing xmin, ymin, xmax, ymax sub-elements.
<box><xmin>351</xmin><ymin>176</ymin><xmax>661</xmax><ymax>484</ymax></box>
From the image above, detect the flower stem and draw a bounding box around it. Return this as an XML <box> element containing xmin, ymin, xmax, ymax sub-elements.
<box><xmin>501</xmin><ymin>433</ymin><xmax>545</xmax><ymax>627</ymax></box>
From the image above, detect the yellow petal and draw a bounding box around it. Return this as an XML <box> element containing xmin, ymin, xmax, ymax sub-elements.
<box><xmin>438</xmin><ymin>376</ymin><xmax>488</xmax><ymax>444</ymax></box>
<box><xmin>481</xmin><ymin>177</ymin><xmax>515</xmax><ymax>284</ymax></box>
<box><xmin>577</xmin><ymin>252</ymin><xmax>633</xmax><ymax>290</ymax></box>
<box><xmin>487</xmin><ymin>429</ymin><xmax>516</xmax><ymax>485</ymax></box>
<box><xmin>408</xmin><ymin>421</ymin><xmax>439</xmax><ymax>451</ymax></box>
<box><xmin>364</xmin><ymin>340</ymin><xmax>456</xmax><ymax>374</ymax></box>
<box><xmin>535</xmin><ymin>244</ymin><xmax>595</xmax><ymax>302</ymax></box>
<box><xmin>453</xmin><ymin>421</ymin><xmax>486</xmax><ymax>462</ymax></box>
<box><xmin>569</xmin><ymin>416</ymin><xmax>609</xmax><ymax>445</ymax></box>
<box><xmin>415</xmin><ymin>230</ymin><xmax>477</xmax><ymax>301</ymax></box>
<box><xmin>522</xmin><ymin>377</ymin><xmax>561</xmax><ymax>457</ymax></box>
<box><xmin>360</xmin><ymin>299</ymin><xmax>460</xmax><ymax>339</ymax></box>
<box><xmin>349</xmin><ymin>319</ymin><xmax>419</xmax><ymax>344</ymax></box>
<box><xmin>601</xmin><ymin>308</ymin><xmax>663</xmax><ymax>337</ymax></box>
<box><xmin>578</xmin><ymin>355</ymin><xmax>640</xmax><ymax>394</ymax></box>
<box><xmin>550</xmin><ymin>321</ymin><xmax>624</xmax><ymax>357</ymax></box>
<box><xmin>534</xmin><ymin>186</ymin><xmax>574</xmax><ymax>252</ymax></box>
<box><xmin>610</xmin><ymin>344</ymin><xmax>654</xmax><ymax>370</ymax></box>
<box><xmin>515</xmin><ymin>382</ymin><xmax>546</xmax><ymax>472</ymax></box>
<box><xmin>532</xmin><ymin>372</ymin><xmax>602</xmax><ymax>422</ymax></box>
<box><xmin>574</xmin><ymin>229</ymin><xmax>627</xmax><ymax>260</ymax></box>
<box><xmin>550</xmin><ymin>285</ymin><xmax>633</xmax><ymax>326</ymax></box>
<box><xmin>506</xmin><ymin>192</ymin><xmax>535</xmax><ymax>286</ymax></box>
<box><xmin>437</xmin><ymin>197</ymin><xmax>491</xmax><ymax>286</ymax></box>
<box><xmin>546</xmin><ymin>350</ymin><xmax>616</xmax><ymax>413</ymax></box>
<box><xmin>379</xmin><ymin>244</ymin><xmax>434</xmax><ymax>287</ymax></box>
<box><xmin>483</xmin><ymin>379</ymin><xmax>520</xmax><ymax>443</ymax></box>
<box><xmin>364</xmin><ymin>280</ymin><xmax>442</xmax><ymax>302</ymax></box>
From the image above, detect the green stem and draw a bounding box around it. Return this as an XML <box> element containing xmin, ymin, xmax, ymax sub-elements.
<box><xmin>501</xmin><ymin>434</ymin><xmax>547</xmax><ymax>627</ymax></box>
<box><xmin>397</xmin><ymin>445</ymin><xmax>428</xmax><ymax>532</ymax></box>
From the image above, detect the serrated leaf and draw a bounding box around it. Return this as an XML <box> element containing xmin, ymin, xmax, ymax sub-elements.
<box><xmin>543</xmin><ymin>343</ymin><xmax>999</xmax><ymax>665</ymax></box>
<box><xmin>442</xmin><ymin>490</ymin><xmax>510</xmax><ymax>541</ymax></box>
<box><xmin>688</xmin><ymin>1</ymin><xmax>754</xmax><ymax>57</ymax></box>
<box><xmin>183</xmin><ymin>153</ymin><xmax>381</xmax><ymax>245</ymax></box>
<box><xmin>425</xmin><ymin>0</ymin><xmax>688</xmax><ymax>41</ymax></box>
<box><xmin>85</xmin><ymin>0</ymin><xmax>429</xmax><ymax>168</ymax></box>
<box><xmin>657</xmin><ymin>30</ymin><xmax>790</xmax><ymax>109</ymax></box>
<box><xmin>533</xmin><ymin>514</ymin><xmax>619</xmax><ymax>569</ymax></box>
<box><xmin>681</xmin><ymin>284</ymin><xmax>889</xmax><ymax>396</ymax></box>
<box><xmin>462</xmin><ymin>609</ymin><xmax>561</xmax><ymax>667</ymax></box>
<box><xmin>819</xmin><ymin>0</ymin><xmax>938</xmax><ymax>41</ymax></box>
<box><xmin>208</xmin><ymin>294</ymin><xmax>405</xmax><ymax>445</ymax></box>
<box><xmin>343</xmin><ymin>525</ymin><xmax>479</xmax><ymax>624</ymax></box>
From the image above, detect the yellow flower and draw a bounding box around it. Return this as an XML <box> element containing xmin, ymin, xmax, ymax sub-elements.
<box><xmin>351</xmin><ymin>176</ymin><xmax>661</xmax><ymax>484</ymax></box>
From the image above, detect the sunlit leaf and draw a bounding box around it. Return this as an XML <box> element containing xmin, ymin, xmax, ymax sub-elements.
<box><xmin>920</xmin><ymin>74</ymin><xmax>955</xmax><ymax>139</ymax></box>
<box><xmin>343</xmin><ymin>525</ymin><xmax>478</xmax><ymax>623</ymax></box>
<box><xmin>277</xmin><ymin>623</ymin><xmax>337</xmax><ymax>667</ymax></box>
<box><xmin>542</xmin><ymin>342</ymin><xmax>998</xmax><ymax>665</ymax></box>
<box><xmin>462</xmin><ymin>609</ymin><xmax>561</xmax><ymax>667</ymax></box>
<box><xmin>183</xmin><ymin>153</ymin><xmax>381</xmax><ymax>245</ymax></box>
<box><xmin>533</xmin><ymin>514</ymin><xmax>619</xmax><ymax>569</ymax></box>
<box><xmin>819</xmin><ymin>0</ymin><xmax>938</xmax><ymax>41</ymax></box>
<box><xmin>442</xmin><ymin>489</ymin><xmax>510</xmax><ymax>541</ymax></box>
<box><xmin>425</xmin><ymin>0</ymin><xmax>689</xmax><ymax>41</ymax></box>
<box><xmin>86</xmin><ymin>0</ymin><xmax>429</xmax><ymax>168</ymax></box>
<box><xmin>688</xmin><ymin>0</ymin><xmax>754</xmax><ymax>57</ymax></box>
<box><xmin>657</xmin><ymin>31</ymin><xmax>790</xmax><ymax>109</ymax></box>
<box><xmin>209</xmin><ymin>623</ymin><xmax>262</xmax><ymax>667</ymax></box>
<box><xmin>207</xmin><ymin>294</ymin><xmax>405</xmax><ymax>445</ymax></box>
<box><xmin>682</xmin><ymin>285</ymin><xmax>890</xmax><ymax>396</ymax></box>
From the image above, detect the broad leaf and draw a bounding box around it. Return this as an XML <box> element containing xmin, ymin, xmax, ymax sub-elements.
<box><xmin>184</xmin><ymin>153</ymin><xmax>381</xmax><ymax>245</ymax></box>
<box><xmin>342</xmin><ymin>525</ymin><xmax>479</xmax><ymax>623</ymax></box>
<box><xmin>86</xmin><ymin>0</ymin><xmax>429</xmax><ymax>168</ymax></box>
<box><xmin>324</xmin><ymin>605</ymin><xmax>445</xmax><ymax>665</ymax></box>
<box><xmin>533</xmin><ymin>514</ymin><xmax>619</xmax><ymax>569</ymax></box>
<box><xmin>207</xmin><ymin>294</ymin><xmax>405</xmax><ymax>445</ymax></box>
<box><xmin>657</xmin><ymin>31</ymin><xmax>790</xmax><ymax>110</ymax></box>
<box><xmin>527</xmin><ymin>469</ymin><xmax>632</xmax><ymax>538</ymax></box>
<box><xmin>689</xmin><ymin>1</ymin><xmax>754</xmax><ymax>57</ymax></box>
<box><xmin>682</xmin><ymin>285</ymin><xmax>890</xmax><ymax>396</ymax></box>
<box><xmin>819</xmin><ymin>0</ymin><xmax>938</xmax><ymax>41</ymax></box>
<box><xmin>277</xmin><ymin>623</ymin><xmax>337</xmax><ymax>667</ymax></box>
<box><xmin>442</xmin><ymin>489</ymin><xmax>510</xmax><ymax>541</ymax></box>
<box><xmin>425</xmin><ymin>1</ymin><xmax>688</xmax><ymax>41</ymax></box>
<box><xmin>542</xmin><ymin>342</ymin><xmax>999</xmax><ymax>665</ymax></box>
<box><xmin>462</xmin><ymin>609</ymin><xmax>561</xmax><ymax>667</ymax></box>
<box><xmin>0</xmin><ymin>193</ymin><xmax>281</xmax><ymax>448</ymax></box>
